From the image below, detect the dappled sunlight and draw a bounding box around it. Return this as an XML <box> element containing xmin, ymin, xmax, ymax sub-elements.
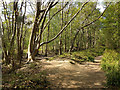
<box><xmin>1</xmin><ymin>0</ymin><xmax>120</xmax><ymax>88</ymax></box>
<box><xmin>40</xmin><ymin>56</ymin><xmax>106</xmax><ymax>88</ymax></box>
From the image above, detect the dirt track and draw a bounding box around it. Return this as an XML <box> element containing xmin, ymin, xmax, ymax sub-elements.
<box><xmin>40</xmin><ymin>56</ymin><xmax>106</xmax><ymax>88</ymax></box>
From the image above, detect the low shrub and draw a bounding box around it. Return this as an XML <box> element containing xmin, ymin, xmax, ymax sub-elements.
<box><xmin>101</xmin><ymin>49</ymin><xmax>120</xmax><ymax>86</ymax></box>
<box><xmin>71</xmin><ymin>47</ymin><xmax>104</xmax><ymax>62</ymax></box>
<box><xmin>47</xmin><ymin>47</ymin><xmax>105</xmax><ymax>63</ymax></box>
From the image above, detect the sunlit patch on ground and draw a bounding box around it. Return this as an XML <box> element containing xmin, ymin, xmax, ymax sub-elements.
<box><xmin>40</xmin><ymin>56</ymin><xmax>106</xmax><ymax>88</ymax></box>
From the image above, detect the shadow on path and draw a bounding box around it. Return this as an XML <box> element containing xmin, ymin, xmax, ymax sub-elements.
<box><xmin>40</xmin><ymin>56</ymin><xmax>106</xmax><ymax>88</ymax></box>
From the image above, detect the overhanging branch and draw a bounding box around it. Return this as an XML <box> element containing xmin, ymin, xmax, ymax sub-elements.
<box><xmin>39</xmin><ymin>1</ymin><xmax>90</xmax><ymax>47</ymax></box>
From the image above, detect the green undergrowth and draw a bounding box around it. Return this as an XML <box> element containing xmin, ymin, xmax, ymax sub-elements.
<box><xmin>0</xmin><ymin>50</ymin><xmax>2</xmax><ymax>55</ymax></box>
<box><xmin>48</xmin><ymin>56</ymin><xmax>57</xmax><ymax>61</ymax></box>
<box><xmin>70</xmin><ymin>47</ymin><xmax>104</xmax><ymax>63</ymax></box>
<box><xmin>2</xmin><ymin>62</ymin><xmax>50</xmax><ymax>89</ymax></box>
<box><xmin>48</xmin><ymin>46</ymin><xmax>105</xmax><ymax>63</ymax></box>
<box><xmin>101</xmin><ymin>49</ymin><xmax>120</xmax><ymax>87</ymax></box>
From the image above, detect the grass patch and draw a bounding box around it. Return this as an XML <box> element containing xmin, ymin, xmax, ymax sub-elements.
<box><xmin>48</xmin><ymin>56</ymin><xmax>57</xmax><ymax>61</ymax></box>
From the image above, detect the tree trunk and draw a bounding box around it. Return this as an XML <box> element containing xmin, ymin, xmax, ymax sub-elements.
<box><xmin>17</xmin><ymin>23</ymin><xmax>21</xmax><ymax>62</ymax></box>
<box><xmin>28</xmin><ymin>2</ymin><xmax>41</xmax><ymax>62</ymax></box>
<box><xmin>59</xmin><ymin>1</ymin><xmax>64</xmax><ymax>55</ymax></box>
<box><xmin>45</xmin><ymin>11</ymin><xmax>50</xmax><ymax>56</ymax></box>
<box><xmin>28</xmin><ymin>1</ymin><xmax>89</xmax><ymax>61</ymax></box>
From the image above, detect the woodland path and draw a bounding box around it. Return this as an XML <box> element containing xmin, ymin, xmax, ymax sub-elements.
<box><xmin>39</xmin><ymin>56</ymin><xmax>106</xmax><ymax>88</ymax></box>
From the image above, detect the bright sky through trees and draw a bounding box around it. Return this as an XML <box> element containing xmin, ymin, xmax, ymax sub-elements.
<box><xmin>0</xmin><ymin>0</ymin><xmax>105</xmax><ymax>19</ymax></box>
<box><xmin>96</xmin><ymin>0</ymin><xmax>105</xmax><ymax>12</ymax></box>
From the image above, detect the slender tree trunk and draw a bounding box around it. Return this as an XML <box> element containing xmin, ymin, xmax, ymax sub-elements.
<box><xmin>59</xmin><ymin>1</ymin><xmax>64</xmax><ymax>55</ymax></box>
<box><xmin>42</xmin><ymin>34</ymin><xmax>44</xmax><ymax>54</ymax></box>
<box><xmin>64</xmin><ymin>25</ymin><xmax>67</xmax><ymax>52</ymax></box>
<box><xmin>77</xmin><ymin>32</ymin><xmax>81</xmax><ymax>51</ymax></box>
<box><xmin>69</xmin><ymin>5</ymin><xmax>73</xmax><ymax>52</ymax></box>
<box><xmin>45</xmin><ymin>11</ymin><xmax>50</xmax><ymax>56</ymax></box>
<box><xmin>52</xmin><ymin>27</ymin><xmax>55</xmax><ymax>52</ymax></box>
<box><xmin>19</xmin><ymin>2</ymin><xmax>27</xmax><ymax>64</ymax></box>
<box><xmin>17</xmin><ymin>23</ymin><xmax>21</xmax><ymax>62</ymax></box>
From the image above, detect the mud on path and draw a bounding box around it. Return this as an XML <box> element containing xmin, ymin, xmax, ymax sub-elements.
<box><xmin>40</xmin><ymin>56</ymin><xmax>106</xmax><ymax>88</ymax></box>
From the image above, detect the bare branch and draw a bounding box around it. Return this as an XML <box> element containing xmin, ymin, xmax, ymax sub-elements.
<box><xmin>43</xmin><ymin>2</ymin><xmax>69</xmax><ymax>31</ymax></box>
<box><xmin>39</xmin><ymin>1</ymin><xmax>90</xmax><ymax>47</ymax></box>
<box><xmin>70</xmin><ymin>2</ymin><xmax>111</xmax><ymax>51</ymax></box>
<box><xmin>81</xmin><ymin>2</ymin><xmax>111</xmax><ymax>29</ymax></box>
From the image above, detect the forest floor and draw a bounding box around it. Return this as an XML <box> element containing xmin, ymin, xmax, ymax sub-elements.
<box><xmin>38</xmin><ymin>55</ymin><xmax>106</xmax><ymax>88</ymax></box>
<box><xmin>3</xmin><ymin>55</ymin><xmax>106</xmax><ymax>88</ymax></box>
